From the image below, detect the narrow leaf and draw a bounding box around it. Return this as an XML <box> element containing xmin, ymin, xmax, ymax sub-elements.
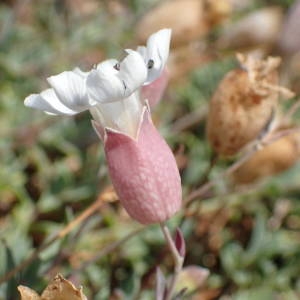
<box><xmin>174</xmin><ymin>228</ymin><xmax>186</xmax><ymax>258</ymax></box>
<box><xmin>2</xmin><ymin>239</ymin><xmax>19</xmax><ymax>300</ymax></box>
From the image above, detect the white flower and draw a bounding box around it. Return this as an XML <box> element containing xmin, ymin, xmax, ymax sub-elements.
<box><xmin>25</xmin><ymin>50</ymin><xmax>147</xmax><ymax>114</ymax></box>
<box><xmin>24</xmin><ymin>50</ymin><xmax>148</xmax><ymax>138</ymax></box>
<box><xmin>137</xmin><ymin>28</ymin><xmax>171</xmax><ymax>84</ymax></box>
<box><xmin>24</xmin><ymin>30</ymin><xmax>172</xmax><ymax>138</ymax></box>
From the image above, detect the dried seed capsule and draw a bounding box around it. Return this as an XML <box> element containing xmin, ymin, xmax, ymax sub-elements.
<box><xmin>218</xmin><ymin>7</ymin><xmax>283</xmax><ymax>50</ymax></box>
<box><xmin>206</xmin><ymin>54</ymin><xmax>292</xmax><ymax>156</ymax></box>
<box><xmin>232</xmin><ymin>130</ymin><xmax>300</xmax><ymax>184</ymax></box>
<box><xmin>136</xmin><ymin>0</ymin><xmax>230</xmax><ymax>48</ymax></box>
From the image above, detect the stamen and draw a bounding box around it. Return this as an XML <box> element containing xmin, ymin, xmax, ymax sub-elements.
<box><xmin>114</xmin><ymin>62</ymin><xmax>121</xmax><ymax>71</ymax></box>
<box><xmin>147</xmin><ymin>59</ymin><xmax>154</xmax><ymax>69</ymax></box>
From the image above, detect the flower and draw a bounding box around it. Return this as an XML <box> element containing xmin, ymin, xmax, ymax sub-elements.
<box><xmin>25</xmin><ymin>28</ymin><xmax>172</xmax><ymax>114</ymax></box>
<box><xmin>24</xmin><ymin>29</ymin><xmax>182</xmax><ymax>224</ymax></box>
<box><xmin>24</xmin><ymin>49</ymin><xmax>147</xmax><ymax>117</ymax></box>
<box><xmin>87</xmin><ymin>54</ymin><xmax>181</xmax><ymax>224</ymax></box>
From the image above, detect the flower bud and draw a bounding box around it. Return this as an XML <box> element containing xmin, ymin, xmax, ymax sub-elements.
<box><xmin>206</xmin><ymin>54</ymin><xmax>292</xmax><ymax>156</ymax></box>
<box><xmin>100</xmin><ymin>108</ymin><xmax>182</xmax><ymax>224</ymax></box>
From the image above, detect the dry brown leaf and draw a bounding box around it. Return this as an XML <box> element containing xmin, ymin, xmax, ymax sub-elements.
<box><xmin>41</xmin><ymin>274</ymin><xmax>87</xmax><ymax>300</ymax></box>
<box><xmin>191</xmin><ymin>288</ymin><xmax>221</xmax><ymax>300</ymax></box>
<box><xmin>18</xmin><ymin>286</ymin><xmax>41</xmax><ymax>300</ymax></box>
<box><xmin>18</xmin><ymin>274</ymin><xmax>87</xmax><ymax>300</ymax></box>
<box><xmin>176</xmin><ymin>265</ymin><xmax>210</xmax><ymax>294</ymax></box>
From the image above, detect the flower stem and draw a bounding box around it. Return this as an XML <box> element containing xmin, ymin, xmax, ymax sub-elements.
<box><xmin>160</xmin><ymin>223</ymin><xmax>184</xmax><ymax>300</ymax></box>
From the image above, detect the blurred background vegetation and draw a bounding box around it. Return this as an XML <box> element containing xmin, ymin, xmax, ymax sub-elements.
<box><xmin>1</xmin><ymin>0</ymin><xmax>300</xmax><ymax>299</ymax></box>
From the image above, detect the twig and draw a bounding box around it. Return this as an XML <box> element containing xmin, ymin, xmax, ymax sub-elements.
<box><xmin>0</xmin><ymin>197</ymin><xmax>105</xmax><ymax>285</ymax></box>
<box><xmin>160</xmin><ymin>223</ymin><xmax>184</xmax><ymax>300</ymax></box>
<box><xmin>281</xmin><ymin>97</ymin><xmax>300</xmax><ymax>125</ymax></box>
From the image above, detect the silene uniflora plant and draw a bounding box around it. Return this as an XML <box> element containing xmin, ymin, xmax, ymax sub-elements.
<box><xmin>24</xmin><ymin>29</ymin><xmax>187</xmax><ymax>299</ymax></box>
<box><xmin>4</xmin><ymin>1</ymin><xmax>300</xmax><ymax>299</ymax></box>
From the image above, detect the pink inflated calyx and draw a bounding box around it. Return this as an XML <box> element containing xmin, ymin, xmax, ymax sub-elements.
<box><xmin>141</xmin><ymin>68</ymin><xmax>169</xmax><ymax>107</ymax></box>
<box><xmin>102</xmin><ymin>107</ymin><xmax>182</xmax><ymax>224</ymax></box>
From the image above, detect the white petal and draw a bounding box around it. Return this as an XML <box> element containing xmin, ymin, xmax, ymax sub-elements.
<box><xmin>136</xmin><ymin>46</ymin><xmax>147</xmax><ymax>61</ymax></box>
<box><xmin>120</xmin><ymin>50</ymin><xmax>148</xmax><ymax>96</ymax></box>
<box><xmin>24</xmin><ymin>88</ymin><xmax>78</xmax><ymax>115</ymax></box>
<box><xmin>73</xmin><ymin>67</ymin><xmax>89</xmax><ymax>79</ymax></box>
<box><xmin>148</xmin><ymin>29</ymin><xmax>171</xmax><ymax>66</ymax></box>
<box><xmin>138</xmin><ymin>28</ymin><xmax>171</xmax><ymax>84</ymax></box>
<box><xmin>87</xmin><ymin>67</ymin><xmax>125</xmax><ymax>103</ymax></box>
<box><xmin>47</xmin><ymin>71</ymin><xmax>92</xmax><ymax>111</ymax></box>
<box><xmin>89</xmin><ymin>91</ymin><xmax>142</xmax><ymax>138</ymax></box>
<box><xmin>96</xmin><ymin>59</ymin><xmax>119</xmax><ymax>75</ymax></box>
<box><xmin>87</xmin><ymin>53</ymin><xmax>147</xmax><ymax>103</ymax></box>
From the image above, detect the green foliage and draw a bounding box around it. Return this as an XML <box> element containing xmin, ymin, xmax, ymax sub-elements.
<box><xmin>1</xmin><ymin>0</ymin><xmax>300</xmax><ymax>299</ymax></box>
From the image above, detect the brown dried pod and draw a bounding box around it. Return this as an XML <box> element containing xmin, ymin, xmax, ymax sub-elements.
<box><xmin>232</xmin><ymin>130</ymin><xmax>300</xmax><ymax>184</ymax></box>
<box><xmin>218</xmin><ymin>7</ymin><xmax>283</xmax><ymax>50</ymax></box>
<box><xmin>136</xmin><ymin>0</ymin><xmax>230</xmax><ymax>48</ymax></box>
<box><xmin>206</xmin><ymin>54</ymin><xmax>294</xmax><ymax>156</ymax></box>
